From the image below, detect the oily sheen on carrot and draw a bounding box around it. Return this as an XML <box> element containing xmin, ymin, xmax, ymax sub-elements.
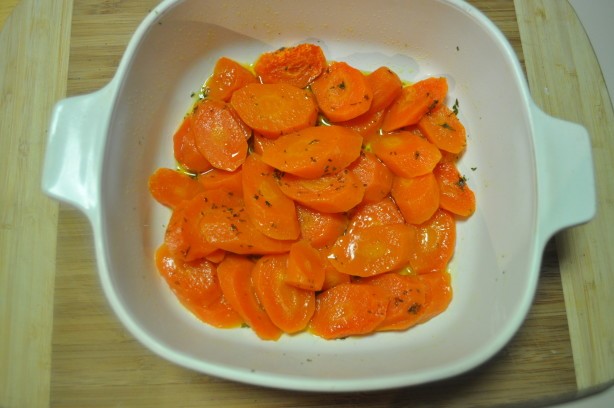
<box><xmin>418</xmin><ymin>104</ymin><xmax>467</xmax><ymax>154</ymax></box>
<box><xmin>391</xmin><ymin>173</ymin><xmax>440</xmax><ymax>225</ymax></box>
<box><xmin>348</xmin><ymin>151</ymin><xmax>394</xmax><ymax>204</ymax></box>
<box><xmin>371</xmin><ymin>131</ymin><xmax>442</xmax><ymax>178</ymax></box>
<box><xmin>204</xmin><ymin>56</ymin><xmax>258</xmax><ymax>102</ymax></box>
<box><xmin>172</xmin><ymin>115</ymin><xmax>213</xmax><ymax>174</ymax></box>
<box><xmin>433</xmin><ymin>161</ymin><xmax>476</xmax><ymax>217</ymax></box>
<box><xmin>148</xmin><ymin>167</ymin><xmax>204</xmax><ymax>209</ymax></box>
<box><xmin>285</xmin><ymin>240</ymin><xmax>326</xmax><ymax>291</ymax></box>
<box><xmin>254</xmin><ymin>43</ymin><xmax>327</xmax><ymax>89</ymax></box>
<box><xmin>409</xmin><ymin>209</ymin><xmax>456</xmax><ymax>275</ymax></box>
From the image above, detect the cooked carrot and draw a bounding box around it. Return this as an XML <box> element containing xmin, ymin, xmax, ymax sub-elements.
<box><xmin>311</xmin><ymin>61</ymin><xmax>373</xmax><ymax>122</ymax></box>
<box><xmin>381</xmin><ymin>77</ymin><xmax>448</xmax><ymax>132</ymax></box>
<box><xmin>204</xmin><ymin>56</ymin><xmax>258</xmax><ymax>102</ymax></box>
<box><xmin>163</xmin><ymin>202</ymin><xmax>212</xmax><ymax>262</ymax></box>
<box><xmin>192</xmin><ymin>99</ymin><xmax>251</xmax><ymax>171</ymax></box>
<box><xmin>217</xmin><ymin>255</ymin><xmax>282</xmax><ymax>340</ymax></box>
<box><xmin>252</xmin><ymin>254</ymin><xmax>316</xmax><ymax>333</ymax></box>
<box><xmin>230</xmin><ymin>82</ymin><xmax>318</xmax><ymax>138</ymax></box>
<box><xmin>347</xmin><ymin>151</ymin><xmax>393</xmax><ymax>204</ymax></box>
<box><xmin>391</xmin><ymin>173</ymin><xmax>440</xmax><ymax>225</ymax></box>
<box><xmin>205</xmin><ymin>249</ymin><xmax>227</xmax><ymax>264</ymax></box>
<box><xmin>173</xmin><ymin>115</ymin><xmax>213</xmax><ymax>174</ymax></box>
<box><xmin>346</xmin><ymin>196</ymin><xmax>406</xmax><ymax>234</ymax></box>
<box><xmin>285</xmin><ymin>240</ymin><xmax>326</xmax><ymax>291</ymax></box>
<box><xmin>194</xmin><ymin>295</ymin><xmax>245</xmax><ymax>328</ymax></box>
<box><xmin>197</xmin><ymin>167</ymin><xmax>243</xmax><ymax>195</ymax></box>
<box><xmin>360</xmin><ymin>272</ymin><xmax>427</xmax><ymax>331</ymax></box>
<box><xmin>254</xmin><ymin>43</ymin><xmax>327</xmax><ymax>89</ymax></box>
<box><xmin>371</xmin><ymin>131</ymin><xmax>442</xmax><ymax>178</ymax></box>
<box><xmin>335</xmin><ymin>109</ymin><xmax>384</xmax><ymax>140</ymax></box>
<box><xmin>148</xmin><ymin>167</ymin><xmax>204</xmax><ymax>209</ymax></box>
<box><xmin>409</xmin><ymin>209</ymin><xmax>456</xmax><ymax>275</ymax></box>
<box><xmin>260</xmin><ymin>125</ymin><xmax>363</xmax><ymax>178</ymax></box>
<box><xmin>310</xmin><ymin>283</ymin><xmax>388</xmax><ymax>339</ymax></box>
<box><xmin>433</xmin><ymin>161</ymin><xmax>476</xmax><ymax>217</ymax></box>
<box><xmin>418</xmin><ymin>104</ymin><xmax>466</xmax><ymax>154</ymax></box>
<box><xmin>241</xmin><ymin>153</ymin><xmax>300</xmax><ymax>240</ymax></box>
<box><xmin>296</xmin><ymin>205</ymin><xmax>348</xmax><ymax>248</ymax></box>
<box><xmin>319</xmin><ymin>251</ymin><xmax>352</xmax><ymax>291</ymax></box>
<box><xmin>180</xmin><ymin>192</ymin><xmax>225</xmax><ymax>261</ymax></box>
<box><xmin>417</xmin><ymin>271</ymin><xmax>453</xmax><ymax>324</ymax></box>
<box><xmin>251</xmin><ymin>132</ymin><xmax>275</xmax><ymax>155</ymax></box>
<box><xmin>277</xmin><ymin>168</ymin><xmax>365</xmax><ymax>213</ymax></box>
<box><xmin>364</xmin><ymin>66</ymin><xmax>403</xmax><ymax>114</ymax></box>
<box><xmin>328</xmin><ymin>224</ymin><xmax>417</xmax><ymax>277</ymax></box>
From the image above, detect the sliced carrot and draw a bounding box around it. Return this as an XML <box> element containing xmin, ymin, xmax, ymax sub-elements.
<box><xmin>381</xmin><ymin>77</ymin><xmax>448</xmax><ymax>132</ymax></box>
<box><xmin>252</xmin><ymin>254</ymin><xmax>316</xmax><ymax>333</ymax></box>
<box><xmin>319</xmin><ymin>251</ymin><xmax>352</xmax><ymax>291</ymax></box>
<box><xmin>361</xmin><ymin>272</ymin><xmax>427</xmax><ymax>331</ymax></box>
<box><xmin>371</xmin><ymin>131</ymin><xmax>442</xmax><ymax>178</ymax></box>
<box><xmin>418</xmin><ymin>104</ymin><xmax>466</xmax><ymax>154</ymax></box>
<box><xmin>204</xmin><ymin>56</ymin><xmax>258</xmax><ymax>102</ymax></box>
<box><xmin>391</xmin><ymin>173</ymin><xmax>440</xmax><ymax>225</ymax></box>
<box><xmin>409</xmin><ymin>209</ymin><xmax>456</xmax><ymax>275</ymax></box>
<box><xmin>192</xmin><ymin>99</ymin><xmax>251</xmax><ymax>171</ymax></box>
<box><xmin>277</xmin><ymin>168</ymin><xmax>365</xmax><ymax>213</ymax></box>
<box><xmin>296</xmin><ymin>205</ymin><xmax>348</xmax><ymax>248</ymax></box>
<box><xmin>251</xmin><ymin>132</ymin><xmax>275</xmax><ymax>155</ymax></box>
<box><xmin>417</xmin><ymin>271</ymin><xmax>453</xmax><ymax>324</ymax></box>
<box><xmin>335</xmin><ymin>109</ymin><xmax>384</xmax><ymax>140</ymax></box>
<box><xmin>260</xmin><ymin>125</ymin><xmax>363</xmax><ymax>178</ymax></box>
<box><xmin>433</xmin><ymin>161</ymin><xmax>476</xmax><ymax>217</ymax></box>
<box><xmin>148</xmin><ymin>167</ymin><xmax>204</xmax><ymax>209</ymax></box>
<box><xmin>285</xmin><ymin>240</ymin><xmax>326</xmax><ymax>291</ymax></box>
<box><xmin>254</xmin><ymin>43</ymin><xmax>327</xmax><ymax>89</ymax></box>
<box><xmin>180</xmin><ymin>192</ymin><xmax>224</xmax><ymax>261</ymax></box>
<box><xmin>328</xmin><ymin>224</ymin><xmax>417</xmax><ymax>277</ymax></box>
<box><xmin>346</xmin><ymin>196</ymin><xmax>405</xmax><ymax>234</ymax></box>
<box><xmin>364</xmin><ymin>66</ymin><xmax>403</xmax><ymax>114</ymax></box>
<box><xmin>241</xmin><ymin>153</ymin><xmax>300</xmax><ymax>240</ymax></box>
<box><xmin>172</xmin><ymin>115</ymin><xmax>213</xmax><ymax>174</ymax></box>
<box><xmin>230</xmin><ymin>82</ymin><xmax>318</xmax><ymax>138</ymax></box>
<box><xmin>205</xmin><ymin>249</ymin><xmax>227</xmax><ymax>264</ymax></box>
<box><xmin>164</xmin><ymin>203</ymin><xmax>200</xmax><ymax>262</ymax></box>
<box><xmin>347</xmin><ymin>151</ymin><xmax>393</xmax><ymax>204</ymax></box>
<box><xmin>194</xmin><ymin>295</ymin><xmax>245</xmax><ymax>328</ymax></box>
<box><xmin>310</xmin><ymin>283</ymin><xmax>388</xmax><ymax>339</ymax></box>
<box><xmin>197</xmin><ymin>167</ymin><xmax>243</xmax><ymax>195</ymax></box>
<box><xmin>217</xmin><ymin>255</ymin><xmax>282</xmax><ymax>340</ymax></box>
<box><xmin>311</xmin><ymin>61</ymin><xmax>373</xmax><ymax>122</ymax></box>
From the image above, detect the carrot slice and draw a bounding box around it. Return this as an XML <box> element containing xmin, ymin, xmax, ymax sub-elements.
<box><xmin>433</xmin><ymin>161</ymin><xmax>476</xmax><ymax>217</ymax></box>
<box><xmin>319</xmin><ymin>251</ymin><xmax>352</xmax><ymax>291</ymax></box>
<box><xmin>346</xmin><ymin>196</ymin><xmax>405</xmax><ymax>234</ymax></box>
<box><xmin>364</xmin><ymin>66</ymin><xmax>403</xmax><ymax>114</ymax></box>
<box><xmin>371</xmin><ymin>131</ymin><xmax>442</xmax><ymax>178</ymax></box>
<box><xmin>296</xmin><ymin>205</ymin><xmax>348</xmax><ymax>248</ymax></box>
<box><xmin>277</xmin><ymin>168</ymin><xmax>365</xmax><ymax>213</ymax></box>
<box><xmin>391</xmin><ymin>173</ymin><xmax>440</xmax><ymax>225</ymax></box>
<box><xmin>192</xmin><ymin>99</ymin><xmax>251</xmax><ymax>171</ymax></box>
<box><xmin>180</xmin><ymin>192</ymin><xmax>224</xmax><ymax>261</ymax></box>
<box><xmin>417</xmin><ymin>271</ymin><xmax>453</xmax><ymax>324</ymax></box>
<box><xmin>242</xmin><ymin>153</ymin><xmax>300</xmax><ymax>240</ymax></box>
<box><xmin>204</xmin><ymin>56</ymin><xmax>258</xmax><ymax>102</ymax></box>
<box><xmin>252</xmin><ymin>254</ymin><xmax>316</xmax><ymax>333</ymax></box>
<box><xmin>260</xmin><ymin>125</ymin><xmax>363</xmax><ymax>178</ymax></box>
<box><xmin>335</xmin><ymin>109</ymin><xmax>384</xmax><ymax>140</ymax></box>
<box><xmin>197</xmin><ymin>167</ymin><xmax>243</xmax><ymax>195</ymax></box>
<box><xmin>148</xmin><ymin>167</ymin><xmax>204</xmax><ymax>209</ymax></box>
<box><xmin>382</xmin><ymin>77</ymin><xmax>448</xmax><ymax>132</ymax></box>
<box><xmin>230</xmin><ymin>82</ymin><xmax>318</xmax><ymax>138</ymax></box>
<box><xmin>418</xmin><ymin>104</ymin><xmax>466</xmax><ymax>154</ymax></box>
<box><xmin>285</xmin><ymin>240</ymin><xmax>325</xmax><ymax>291</ymax></box>
<box><xmin>195</xmin><ymin>295</ymin><xmax>245</xmax><ymax>328</ymax></box>
<box><xmin>254</xmin><ymin>43</ymin><xmax>327</xmax><ymax>89</ymax></box>
<box><xmin>328</xmin><ymin>224</ymin><xmax>417</xmax><ymax>277</ymax></box>
<box><xmin>347</xmin><ymin>151</ymin><xmax>393</xmax><ymax>204</ymax></box>
<box><xmin>251</xmin><ymin>132</ymin><xmax>275</xmax><ymax>155</ymax></box>
<box><xmin>217</xmin><ymin>255</ymin><xmax>282</xmax><ymax>340</ymax></box>
<box><xmin>172</xmin><ymin>115</ymin><xmax>213</xmax><ymax>174</ymax></box>
<box><xmin>164</xmin><ymin>202</ymin><xmax>216</xmax><ymax>262</ymax></box>
<box><xmin>311</xmin><ymin>61</ymin><xmax>373</xmax><ymax>122</ymax></box>
<box><xmin>409</xmin><ymin>209</ymin><xmax>456</xmax><ymax>274</ymax></box>
<box><xmin>310</xmin><ymin>283</ymin><xmax>388</xmax><ymax>339</ymax></box>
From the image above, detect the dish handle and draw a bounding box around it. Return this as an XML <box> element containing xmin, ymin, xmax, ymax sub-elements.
<box><xmin>42</xmin><ymin>84</ymin><xmax>115</xmax><ymax>216</ymax></box>
<box><xmin>531</xmin><ymin>103</ymin><xmax>597</xmax><ymax>244</ymax></box>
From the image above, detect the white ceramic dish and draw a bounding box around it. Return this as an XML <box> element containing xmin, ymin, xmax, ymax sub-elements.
<box><xmin>42</xmin><ymin>0</ymin><xmax>596</xmax><ymax>392</ymax></box>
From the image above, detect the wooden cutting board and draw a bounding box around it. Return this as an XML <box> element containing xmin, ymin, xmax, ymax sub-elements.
<box><xmin>1</xmin><ymin>0</ymin><xmax>612</xmax><ymax>407</ymax></box>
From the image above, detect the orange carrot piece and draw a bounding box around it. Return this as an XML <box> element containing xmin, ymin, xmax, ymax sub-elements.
<box><xmin>197</xmin><ymin>167</ymin><xmax>243</xmax><ymax>195</ymax></box>
<box><xmin>195</xmin><ymin>295</ymin><xmax>245</xmax><ymax>328</ymax></box>
<box><xmin>277</xmin><ymin>169</ymin><xmax>365</xmax><ymax>213</ymax></box>
<box><xmin>417</xmin><ymin>271</ymin><xmax>453</xmax><ymax>324</ymax></box>
<box><xmin>328</xmin><ymin>224</ymin><xmax>417</xmax><ymax>277</ymax></box>
<box><xmin>310</xmin><ymin>283</ymin><xmax>388</xmax><ymax>339</ymax></box>
<box><xmin>409</xmin><ymin>209</ymin><xmax>456</xmax><ymax>275</ymax></box>
<box><xmin>382</xmin><ymin>77</ymin><xmax>448</xmax><ymax>132</ymax></box>
<box><xmin>251</xmin><ymin>132</ymin><xmax>275</xmax><ymax>155</ymax></box>
<box><xmin>433</xmin><ymin>161</ymin><xmax>476</xmax><ymax>217</ymax></box>
<box><xmin>173</xmin><ymin>115</ymin><xmax>213</xmax><ymax>174</ymax></box>
<box><xmin>230</xmin><ymin>82</ymin><xmax>318</xmax><ymax>138</ymax></box>
<box><xmin>361</xmin><ymin>272</ymin><xmax>427</xmax><ymax>331</ymax></box>
<box><xmin>418</xmin><ymin>104</ymin><xmax>467</xmax><ymax>154</ymax></box>
<box><xmin>347</xmin><ymin>151</ymin><xmax>393</xmax><ymax>204</ymax></box>
<box><xmin>260</xmin><ymin>125</ymin><xmax>363</xmax><ymax>178</ymax></box>
<box><xmin>217</xmin><ymin>255</ymin><xmax>282</xmax><ymax>340</ymax></box>
<box><xmin>319</xmin><ymin>251</ymin><xmax>352</xmax><ymax>291</ymax></box>
<box><xmin>311</xmin><ymin>61</ymin><xmax>373</xmax><ymax>122</ymax></box>
<box><xmin>335</xmin><ymin>109</ymin><xmax>384</xmax><ymax>140</ymax></box>
<box><xmin>391</xmin><ymin>173</ymin><xmax>440</xmax><ymax>225</ymax></box>
<box><xmin>204</xmin><ymin>56</ymin><xmax>258</xmax><ymax>102</ymax></box>
<box><xmin>346</xmin><ymin>196</ymin><xmax>406</xmax><ymax>234</ymax></box>
<box><xmin>364</xmin><ymin>66</ymin><xmax>403</xmax><ymax>114</ymax></box>
<box><xmin>242</xmin><ymin>153</ymin><xmax>300</xmax><ymax>240</ymax></box>
<box><xmin>296</xmin><ymin>205</ymin><xmax>348</xmax><ymax>248</ymax></box>
<box><xmin>148</xmin><ymin>167</ymin><xmax>204</xmax><ymax>209</ymax></box>
<box><xmin>285</xmin><ymin>240</ymin><xmax>326</xmax><ymax>291</ymax></box>
<box><xmin>205</xmin><ymin>249</ymin><xmax>227</xmax><ymax>264</ymax></box>
<box><xmin>371</xmin><ymin>131</ymin><xmax>442</xmax><ymax>178</ymax></box>
<box><xmin>180</xmin><ymin>192</ymin><xmax>225</xmax><ymax>261</ymax></box>
<box><xmin>252</xmin><ymin>254</ymin><xmax>316</xmax><ymax>333</ymax></box>
<box><xmin>254</xmin><ymin>43</ymin><xmax>327</xmax><ymax>89</ymax></box>
<box><xmin>192</xmin><ymin>99</ymin><xmax>251</xmax><ymax>171</ymax></box>
<box><xmin>163</xmin><ymin>203</ymin><xmax>193</xmax><ymax>261</ymax></box>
